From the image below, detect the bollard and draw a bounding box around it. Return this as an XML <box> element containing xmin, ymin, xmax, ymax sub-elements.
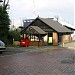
<box><xmin>62</xmin><ymin>42</ymin><xmax>64</xmax><ymax>47</ymax></box>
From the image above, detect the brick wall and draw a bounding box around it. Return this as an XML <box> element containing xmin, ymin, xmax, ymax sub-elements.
<box><xmin>62</xmin><ymin>34</ymin><xmax>70</xmax><ymax>43</ymax></box>
<box><xmin>53</xmin><ymin>32</ymin><xmax>58</xmax><ymax>45</ymax></box>
<box><xmin>30</xmin><ymin>41</ymin><xmax>42</xmax><ymax>46</ymax></box>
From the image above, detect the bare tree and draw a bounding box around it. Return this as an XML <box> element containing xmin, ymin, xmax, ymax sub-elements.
<box><xmin>3</xmin><ymin>0</ymin><xmax>9</xmax><ymax>10</ymax></box>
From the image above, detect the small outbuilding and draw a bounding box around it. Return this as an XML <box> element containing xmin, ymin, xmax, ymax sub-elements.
<box><xmin>21</xmin><ymin>17</ymin><xmax>73</xmax><ymax>46</ymax></box>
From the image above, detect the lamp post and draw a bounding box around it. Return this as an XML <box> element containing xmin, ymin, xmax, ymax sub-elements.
<box><xmin>0</xmin><ymin>0</ymin><xmax>3</xmax><ymax>2</ymax></box>
<box><xmin>0</xmin><ymin>0</ymin><xmax>3</xmax><ymax>3</ymax></box>
<box><xmin>0</xmin><ymin>0</ymin><xmax>3</xmax><ymax>12</ymax></box>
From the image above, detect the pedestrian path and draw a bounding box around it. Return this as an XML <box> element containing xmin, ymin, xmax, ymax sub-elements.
<box><xmin>59</xmin><ymin>42</ymin><xmax>75</xmax><ymax>50</ymax></box>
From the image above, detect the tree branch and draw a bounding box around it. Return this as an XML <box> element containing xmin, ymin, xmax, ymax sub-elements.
<box><xmin>3</xmin><ymin>0</ymin><xmax>9</xmax><ymax>10</ymax></box>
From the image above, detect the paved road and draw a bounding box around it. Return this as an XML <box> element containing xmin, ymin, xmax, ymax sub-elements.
<box><xmin>0</xmin><ymin>47</ymin><xmax>75</xmax><ymax>75</ymax></box>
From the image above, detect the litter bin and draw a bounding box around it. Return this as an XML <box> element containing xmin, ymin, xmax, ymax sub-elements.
<box><xmin>20</xmin><ymin>39</ymin><xmax>30</xmax><ymax>47</ymax></box>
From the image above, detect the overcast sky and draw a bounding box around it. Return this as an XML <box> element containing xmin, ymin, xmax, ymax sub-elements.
<box><xmin>9</xmin><ymin>0</ymin><xmax>74</xmax><ymax>27</ymax></box>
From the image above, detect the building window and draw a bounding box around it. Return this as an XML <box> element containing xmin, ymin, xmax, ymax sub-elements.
<box><xmin>29</xmin><ymin>35</ymin><xmax>39</xmax><ymax>41</ymax></box>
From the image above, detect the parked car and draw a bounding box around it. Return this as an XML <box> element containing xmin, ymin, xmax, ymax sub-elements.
<box><xmin>20</xmin><ymin>39</ymin><xmax>30</xmax><ymax>47</ymax></box>
<box><xmin>0</xmin><ymin>40</ymin><xmax>6</xmax><ymax>53</ymax></box>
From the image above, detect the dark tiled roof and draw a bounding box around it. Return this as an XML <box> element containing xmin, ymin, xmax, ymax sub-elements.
<box><xmin>21</xmin><ymin>17</ymin><xmax>73</xmax><ymax>34</ymax></box>
<box><xmin>64</xmin><ymin>25</ymin><xmax>75</xmax><ymax>31</ymax></box>
<box><xmin>39</xmin><ymin>18</ymin><xmax>72</xmax><ymax>33</ymax></box>
<box><xmin>31</xmin><ymin>26</ymin><xmax>47</xmax><ymax>34</ymax></box>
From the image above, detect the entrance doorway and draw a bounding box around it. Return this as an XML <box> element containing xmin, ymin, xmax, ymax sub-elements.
<box><xmin>48</xmin><ymin>33</ymin><xmax>53</xmax><ymax>45</ymax></box>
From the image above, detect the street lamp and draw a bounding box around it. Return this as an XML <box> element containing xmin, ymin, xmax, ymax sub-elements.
<box><xmin>0</xmin><ymin>0</ymin><xmax>3</xmax><ymax>11</ymax></box>
<box><xmin>0</xmin><ymin>0</ymin><xmax>3</xmax><ymax>5</ymax></box>
<box><xmin>0</xmin><ymin>0</ymin><xmax>3</xmax><ymax>2</ymax></box>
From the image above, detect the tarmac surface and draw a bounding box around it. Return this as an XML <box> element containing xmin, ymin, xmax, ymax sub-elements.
<box><xmin>0</xmin><ymin>44</ymin><xmax>75</xmax><ymax>75</ymax></box>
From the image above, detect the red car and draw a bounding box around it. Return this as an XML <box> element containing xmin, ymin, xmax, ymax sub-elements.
<box><xmin>20</xmin><ymin>39</ymin><xmax>30</xmax><ymax>47</ymax></box>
